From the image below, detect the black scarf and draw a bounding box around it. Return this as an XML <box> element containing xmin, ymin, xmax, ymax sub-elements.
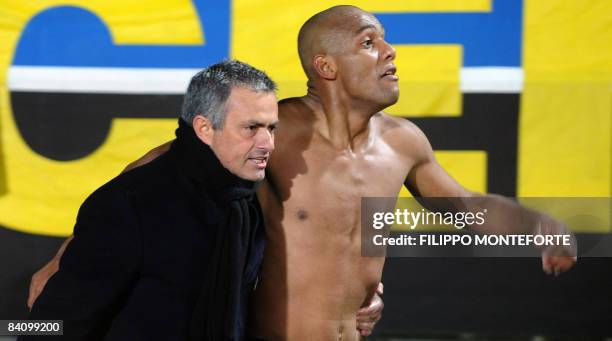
<box><xmin>170</xmin><ymin>118</ymin><xmax>260</xmax><ymax>340</ymax></box>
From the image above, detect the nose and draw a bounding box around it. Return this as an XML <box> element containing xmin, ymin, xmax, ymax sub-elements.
<box><xmin>381</xmin><ymin>39</ymin><xmax>396</xmax><ymax>61</ymax></box>
<box><xmin>256</xmin><ymin>128</ymin><xmax>275</xmax><ymax>152</ymax></box>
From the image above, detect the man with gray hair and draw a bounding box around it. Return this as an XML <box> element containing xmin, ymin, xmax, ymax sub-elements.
<box><xmin>23</xmin><ymin>60</ymin><xmax>279</xmax><ymax>340</ymax></box>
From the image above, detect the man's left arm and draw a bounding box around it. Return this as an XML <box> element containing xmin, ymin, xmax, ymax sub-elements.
<box><xmin>402</xmin><ymin>121</ymin><xmax>576</xmax><ymax>274</ymax></box>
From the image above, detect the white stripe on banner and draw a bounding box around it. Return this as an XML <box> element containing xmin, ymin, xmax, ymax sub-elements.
<box><xmin>460</xmin><ymin>67</ymin><xmax>523</xmax><ymax>93</ymax></box>
<box><xmin>8</xmin><ymin>66</ymin><xmax>524</xmax><ymax>94</ymax></box>
<box><xmin>7</xmin><ymin>66</ymin><xmax>200</xmax><ymax>94</ymax></box>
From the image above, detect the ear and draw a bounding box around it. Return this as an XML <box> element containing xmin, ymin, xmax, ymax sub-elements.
<box><xmin>192</xmin><ymin>115</ymin><xmax>214</xmax><ymax>145</ymax></box>
<box><xmin>312</xmin><ymin>55</ymin><xmax>337</xmax><ymax>80</ymax></box>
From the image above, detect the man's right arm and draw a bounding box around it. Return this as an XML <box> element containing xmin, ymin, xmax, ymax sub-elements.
<box><xmin>27</xmin><ymin>141</ymin><xmax>172</xmax><ymax>309</ymax></box>
<box><xmin>27</xmin><ymin>236</ymin><xmax>73</xmax><ymax>309</ymax></box>
<box><xmin>123</xmin><ymin>141</ymin><xmax>172</xmax><ymax>172</ymax></box>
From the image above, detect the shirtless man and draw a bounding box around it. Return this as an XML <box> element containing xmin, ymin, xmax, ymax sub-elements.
<box><xmin>29</xmin><ymin>5</ymin><xmax>575</xmax><ymax>340</ymax></box>
<box><xmin>250</xmin><ymin>6</ymin><xmax>575</xmax><ymax>339</ymax></box>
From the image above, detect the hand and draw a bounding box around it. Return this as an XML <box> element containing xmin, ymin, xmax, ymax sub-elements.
<box><xmin>536</xmin><ymin>216</ymin><xmax>577</xmax><ymax>275</ymax></box>
<box><xmin>542</xmin><ymin>254</ymin><xmax>576</xmax><ymax>276</ymax></box>
<box><xmin>27</xmin><ymin>257</ymin><xmax>60</xmax><ymax>309</ymax></box>
<box><xmin>356</xmin><ymin>282</ymin><xmax>384</xmax><ymax>337</ymax></box>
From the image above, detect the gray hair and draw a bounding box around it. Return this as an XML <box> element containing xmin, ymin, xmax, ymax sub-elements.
<box><xmin>180</xmin><ymin>60</ymin><xmax>277</xmax><ymax>129</ymax></box>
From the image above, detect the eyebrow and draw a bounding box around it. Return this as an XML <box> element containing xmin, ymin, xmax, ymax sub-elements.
<box><xmin>244</xmin><ymin>120</ymin><xmax>279</xmax><ymax>127</ymax></box>
<box><xmin>354</xmin><ymin>24</ymin><xmax>378</xmax><ymax>36</ymax></box>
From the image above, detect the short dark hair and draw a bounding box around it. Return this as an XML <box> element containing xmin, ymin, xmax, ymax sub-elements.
<box><xmin>180</xmin><ymin>60</ymin><xmax>277</xmax><ymax>129</ymax></box>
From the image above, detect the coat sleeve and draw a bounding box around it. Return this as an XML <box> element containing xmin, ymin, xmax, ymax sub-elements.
<box><xmin>23</xmin><ymin>186</ymin><xmax>142</xmax><ymax>341</ymax></box>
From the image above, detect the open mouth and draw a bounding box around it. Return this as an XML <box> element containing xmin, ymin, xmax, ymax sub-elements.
<box><xmin>381</xmin><ymin>66</ymin><xmax>398</xmax><ymax>80</ymax></box>
<box><xmin>249</xmin><ymin>156</ymin><xmax>268</xmax><ymax>168</ymax></box>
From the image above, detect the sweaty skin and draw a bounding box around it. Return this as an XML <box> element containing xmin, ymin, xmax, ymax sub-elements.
<box><xmin>252</xmin><ymin>100</ymin><xmax>422</xmax><ymax>340</ymax></box>
<box><xmin>247</xmin><ymin>8</ymin><xmax>432</xmax><ymax>338</ymax></box>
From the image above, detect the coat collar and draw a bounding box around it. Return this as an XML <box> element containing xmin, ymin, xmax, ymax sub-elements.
<box><xmin>170</xmin><ymin>118</ymin><xmax>258</xmax><ymax>204</ymax></box>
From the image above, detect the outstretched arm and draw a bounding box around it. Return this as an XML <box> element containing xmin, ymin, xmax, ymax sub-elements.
<box><xmin>27</xmin><ymin>141</ymin><xmax>173</xmax><ymax>309</ymax></box>
<box><xmin>400</xmin><ymin>120</ymin><xmax>576</xmax><ymax>274</ymax></box>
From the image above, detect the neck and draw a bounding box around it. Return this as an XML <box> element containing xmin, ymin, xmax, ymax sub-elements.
<box><xmin>303</xmin><ymin>82</ymin><xmax>378</xmax><ymax>150</ymax></box>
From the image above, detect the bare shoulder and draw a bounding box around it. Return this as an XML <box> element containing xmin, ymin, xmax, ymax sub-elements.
<box><xmin>266</xmin><ymin>97</ymin><xmax>314</xmax><ymax>179</ymax></box>
<box><xmin>276</xmin><ymin>97</ymin><xmax>316</xmax><ymax>139</ymax></box>
<box><xmin>278</xmin><ymin>97</ymin><xmax>311</xmax><ymax>122</ymax></box>
<box><xmin>375</xmin><ymin>112</ymin><xmax>422</xmax><ymax>137</ymax></box>
<box><xmin>374</xmin><ymin>112</ymin><xmax>433</xmax><ymax>160</ymax></box>
<box><xmin>278</xmin><ymin>96</ymin><xmax>303</xmax><ymax>111</ymax></box>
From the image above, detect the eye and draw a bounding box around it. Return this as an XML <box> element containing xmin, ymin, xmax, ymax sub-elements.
<box><xmin>268</xmin><ymin>125</ymin><xmax>277</xmax><ymax>132</ymax></box>
<box><xmin>361</xmin><ymin>39</ymin><xmax>373</xmax><ymax>48</ymax></box>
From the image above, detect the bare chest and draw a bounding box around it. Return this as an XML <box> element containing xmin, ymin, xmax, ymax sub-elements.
<box><xmin>269</xmin><ymin>140</ymin><xmax>410</xmax><ymax>232</ymax></box>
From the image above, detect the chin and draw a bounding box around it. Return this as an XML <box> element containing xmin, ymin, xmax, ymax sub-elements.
<box><xmin>387</xmin><ymin>89</ymin><xmax>400</xmax><ymax>104</ymax></box>
<box><xmin>252</xmin><ymin>173</ymin><xmax>265</xmax><ymax>181</ymax></box>
<box><xmin>242</xmin><ymin>170</ymin><xmax>266</xmax><ymax>182</ymax></box>
<box><xmin>376</xmin><ymin>93</ymin><xmax>399</xmax><ymax>111</ymax></box>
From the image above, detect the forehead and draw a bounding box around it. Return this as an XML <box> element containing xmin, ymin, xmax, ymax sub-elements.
<box><xmin>341</xmin><ymin>11</ymin><xmax>383</xmax><ymax>36</ymax></box>
<box><xmin>225</xmin><ymin>87</ymin><xmax>278</xmax><ymax>121</ymax></box>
